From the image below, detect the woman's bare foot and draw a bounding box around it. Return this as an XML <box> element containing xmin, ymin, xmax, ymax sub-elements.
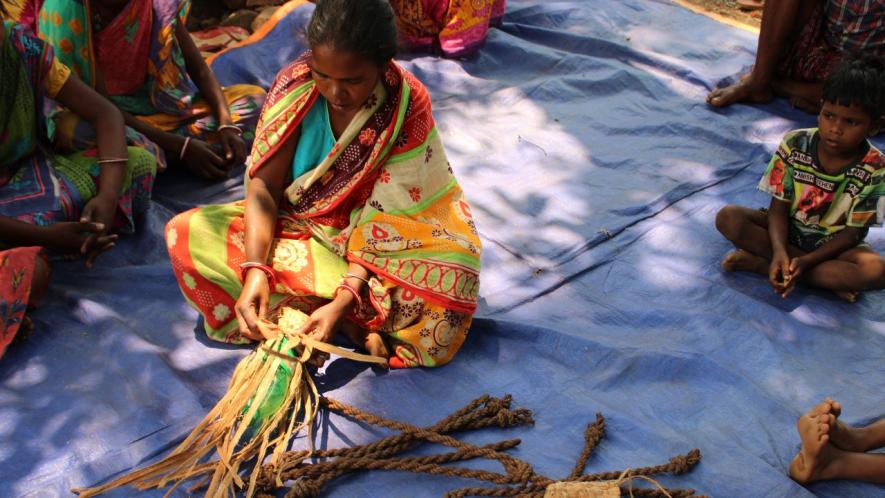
<box><xmin>790</xmin><ymin>412</ymin><xmax>836</xmax><ymax>483</ymax></box>
<box><xmin>707</xmin><ymin>75</ymin><xmax>774</xmax><ymax>108</ymax></box>
<box><xmin>736</xmin><ymin>0</ymin><xmax>764</xmax><ymax>10</ymax></box>
<box><xmin>721</xmin><ymin>249</ymin><xmax>768</xmax><ymax>274</ymax></box>
<box><xmin>341</xmin><ymin>322</ymin><xmax>390</xmax><ymax>367</ymax></box>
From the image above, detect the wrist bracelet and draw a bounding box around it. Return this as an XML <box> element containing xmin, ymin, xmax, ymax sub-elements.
<box><xmin>179</xmin><ymin>136</ymin><xmax>192</xmax><ymax>161</ymax></box>
<box><xmin>240</xmin><ymin>261</ymin><xmax>276</xmax><ymax>288</ymax></box>
<box><xmin>343</xmin><ymin>272</ymin><xmax>369</xmax><ymax>284</ymax></box>
<box><xmin>218</xmin><ymin>124</ymin><xmax>243</xmax><ymax>136</ymax></box>
<box><xmin>96</xmin><ymin>157</ymin><xmax>128</xmax><ymax>165</ymax></box>
<box><xmin>335</xmin><ymin>282</ymin><xmax>362</xmax><ymax>310</ymax></box>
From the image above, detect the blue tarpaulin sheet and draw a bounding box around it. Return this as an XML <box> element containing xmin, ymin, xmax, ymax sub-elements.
<box><xmin>3</xmin><ymin>1</ymin><xmax>883</xmax><ymax>497</ymax></box>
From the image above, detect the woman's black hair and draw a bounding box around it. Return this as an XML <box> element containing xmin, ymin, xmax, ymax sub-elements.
<box><xmin>306</xmin><ymin>0</ymin><xmax>398</xmax><ymax>66</ymax></box>
<box><xmin>822</xmin><ymin>53</ymin><xmax>885</xmax><ymax>121</ymax></box>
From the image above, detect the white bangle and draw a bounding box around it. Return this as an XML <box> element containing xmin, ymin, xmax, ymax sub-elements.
<box><xmin>343</xmin><ymin>272</ymin><xmax>369</xmax><ymax>284</ymax></box>
<box><xmin>179</xmin><ymin>136</ymin><xmax>192</xmax><ymax>161</ymax></box>
<box><xmin>218</xmin><ymin>124</ymin><xmax>243</xmax><ymax>136</ymax></box>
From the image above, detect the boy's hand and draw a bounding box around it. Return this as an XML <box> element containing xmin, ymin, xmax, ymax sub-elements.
<box><xmin>779</xmin><ymin>257</ymin><xmax>807</xmax><ymax>298</ymax></box>
<box><xmin>768</xmin><ymin>251</ymin><xmax>791</xmax><ymax>294</ymax></box>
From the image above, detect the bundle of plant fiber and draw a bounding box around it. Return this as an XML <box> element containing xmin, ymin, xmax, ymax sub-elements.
<box><xmin>73</xmin><ymin>307</ymin><xmax>386</xmax><ymax>498</ymax></box>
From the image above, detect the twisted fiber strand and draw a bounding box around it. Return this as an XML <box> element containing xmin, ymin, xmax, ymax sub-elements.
<box><xmin>321</xmin><ymin>397</ymin><xmax>532</xmax><ymax>475</ymax></box>
<box><xmin>618</xmin><ymin>487</ymin><xmax>707</xmax><ymax>498</ymax></box>
<box><xmin>270</xmin><ymin>396</ymin><xmax>499</xmax><ymax>477</ymax></box>
<box><xmin>575</xmin><ymin>449</ymin><xmax>703</xmax><ymax>482</ymax></box>
<box><xmin>569</xmin><ymin>413</ymin><xmax>605</xmax><ymax>479</ymax></box>
<box><xmin>259</xmin><ymin>396</ymin><xmax>532</xmax><ymax>490</ymax></box>
<box><xmin>282</xmin><ymin>438</ymin><xmax>522</xmax><ymax>483</ymax></box>
<box><xmin>446</xmin><ymin>484</ymin><xmax>706</xmax><ymax>498</ymax></box>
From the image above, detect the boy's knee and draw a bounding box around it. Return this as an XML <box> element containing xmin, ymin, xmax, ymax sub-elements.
<box><xmin>715</xmin><ymin>205</ymin><xmax>742</xmax><ymax>238</ymax></box>
<box><xmin>864</xmin><ymin>258</ymin><xmax>885</xmax><ymax>290</ymax></box>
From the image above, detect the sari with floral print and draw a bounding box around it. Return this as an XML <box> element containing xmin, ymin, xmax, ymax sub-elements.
<box><xmin>166</xmin><ymin>54</ymin><xmax>481</xmax><ymax>368</ymax></box>
<box><xmin>34</xmin><ymin>0</ymin><xmax>264</xmax><ymax>170</ymax></box>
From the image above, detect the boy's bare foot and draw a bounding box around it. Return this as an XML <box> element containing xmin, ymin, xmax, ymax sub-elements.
<box><xmin>790</xmin><ymin>412</ymin><xmax>835</xmax><ymax>484</ymax></box>
<box><xmin>816</xmin><ymin>398</ymin><xmax>867</xmax><ymax>452</ymax></box>
<box><xmin>707</xmin><ymin>75</ymin><xmax>773</xmax><ymax>108</ymax></box>
<box><xmin>834</xmin><ymin>290</ymin><xmax>859</xmax><ymax>303</ymax></box>
<box><xmin>722</xmin><ymin>249</ymin><xmax>768</xmax><ymax>274</ymax></box>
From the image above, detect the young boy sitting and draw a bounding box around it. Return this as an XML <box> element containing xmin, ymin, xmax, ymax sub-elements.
<box><xmin>715</xmin><ymin>54</ymin><xmax>885</xmax><ymax>301</ymax></box>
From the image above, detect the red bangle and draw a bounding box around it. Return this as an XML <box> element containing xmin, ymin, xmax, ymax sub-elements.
<box><xmin>335</xmin><ymin>282</ymin><xmax>362</xmax><ymax>310</ymax></box>
<box><xmin>240</xmin><ymin>262</ymin><xmax>276</xmax><ymax>288</ymax></box>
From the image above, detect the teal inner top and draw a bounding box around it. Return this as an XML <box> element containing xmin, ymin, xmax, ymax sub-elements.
<box><xmin>292</xmin><ymin>95</ymin><xmax>336</xmax><ymax>180</ymax></box>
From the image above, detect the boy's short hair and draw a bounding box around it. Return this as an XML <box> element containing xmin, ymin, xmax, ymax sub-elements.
<box><xmin>822</xmin><ymin>53</ymin><xmax>885</xmax><ymax>121</ymax></box>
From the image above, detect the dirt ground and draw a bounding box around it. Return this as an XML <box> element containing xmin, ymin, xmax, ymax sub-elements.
<box><xmin>187</xmin><ymin>0</ymin><xmax>762</xmax><ymax>36</ymax></box>
<box><xmin>676</xmin><ymin>0</ymin><xmax>762</xmax><ymax>30</ymax></box>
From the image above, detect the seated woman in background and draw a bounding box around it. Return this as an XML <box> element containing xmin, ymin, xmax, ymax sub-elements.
<box><xmin>707</xmin><ymin>0</ymin><xmax>884</xmax><ymax>114</ymax></box>
<box><xmin>0</xmin><ymin>14</ymin><xmax>156</xmax><ymax>357</ymax></box>
<box><xmin>33</xmin><ymin>0</ymin><xmax>266</xmax><ymax>180</ymax></box>
<box><xmin>166</xmin><ymin>0</ymin><xmax>482</xmax><ymax>368</ymax></box>
<box><xmin>389</xmin><ymin>0</ymin><xmax>506</xmax><ymax>58</ymax></box>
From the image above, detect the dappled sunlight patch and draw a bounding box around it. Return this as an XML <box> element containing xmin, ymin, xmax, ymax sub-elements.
<box><xmin>73</xmin><ymin>299</ymin><xmax>124</xmax><ymax>326</ymax></box>
<box><xmin>1</xmin><ymin>362</ymin><xmax>49</xmax><ymax>390</ymax></box>
<box><xmin>638</xmin><ymin>252</ymin><xmax>698</xmax><ymax>291</ymax></box>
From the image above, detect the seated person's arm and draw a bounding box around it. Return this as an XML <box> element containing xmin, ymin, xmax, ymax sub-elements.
<box><xmin>795</xmin><ymin>227</ymin><xmax>865</xmax><ymax>270</ymax></box>
<box><xmin>767</xmin><ymin>197</ymin><xmax>792</xmax><ymax>290</ymax></box>
<box><xmin>0</xmin><ymin>216</ymin><xmax>116</xmax><ymax>263</ymax></box>
<box><xmin>54</xmin><ymin>74</ymin><xmax>124</xmax><ymax>232</ymax></box>
<box><xmin>236</xmin><ymin>130</ymin><xmax>299</xmax><ymax>339</ymax></box>
<box><xmin>174</xmin><ymin>22</ymin><xmax>246</xmax><ymax>168</ymax></box>
<box><xmin>91</xmin><ymin>57</ymin><xmax>229</xmax><ymax>180</ymax></box>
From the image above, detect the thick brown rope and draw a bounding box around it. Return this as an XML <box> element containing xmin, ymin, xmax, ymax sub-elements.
<box><xmin>569</xmin><ymin>413</ymin><xmax>605</xmax><ymax>479</ymax></box>
<box><xmin>245</xmin><ymin>394</ymin><xmax>704</xmax><ymax>498</ymax></box>
<box><xmin>258</xmin><ymin>395</ymin><xmax>534</xmax><ymax>493</ymax></box>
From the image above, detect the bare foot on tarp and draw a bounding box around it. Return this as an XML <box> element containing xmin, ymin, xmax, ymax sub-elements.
<box><xmin>721</xmin><ymin>249</ymin><xmax>768</xmax><ymax>274</ymax></box>
<box><xmin>790</xmin><ymin>411</ymin><xmax>836</xmax><ymax>484</ymax></box>
<box><xmin>707</xmin><ymin>74</ymin><xmax>774</xmax><ymax>107</ymax></box>
<box><xmin>814</xmin><ymin>398</ymin><xmax>867</xmax><ymax>452</ymax></box>
<box><xmin>341</xmin><ymin>322</ymin><xmax>390</xmax><ymax>368</ymax></box>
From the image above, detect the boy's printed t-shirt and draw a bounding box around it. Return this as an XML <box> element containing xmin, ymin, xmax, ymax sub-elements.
<box><xmin>758</xmin><ymin>128</ymin><xmax>885</xmax><ymax>248</ymax></box>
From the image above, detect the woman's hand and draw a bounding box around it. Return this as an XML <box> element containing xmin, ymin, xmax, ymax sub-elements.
<box><xmin>235</xmin><ymin>269</ymin><xmax>271</xmax><ymax>340</ymax></box>
<box><xmin>79</xmin><ymin>193</ymin><xmax>119</xmax><ymax>266</ymax></box>
<box><xmin>301</xmin><ymin>299</ymin><xmax>351</xmax><ymax>344</ymax></box>
<box><xmin>42</xmin><ymin>221</ymin><xmax>118</xmax><ymax>266</ymax></box>
<box><xmin>218</xmin><ymin>127</ymin><xmax>247</xmax><ymax>169</ymax></box>
<box><xmin>298</xmin><ymin>292</ymin><xmax>357</xmax><ymax>367</ymax></box>
<box><xmin>183</xmin><ymin>137</ymin><xmax>228</xmax><ymax>180</ymax></box>
<box><xmin>80</xmin><ymin>192</ymin><xmax>117</xmax><ymax>232</ymax></box>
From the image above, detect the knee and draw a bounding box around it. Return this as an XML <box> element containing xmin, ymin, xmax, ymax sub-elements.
<box><xmin>715</xmin><ymin>204</ymin><xmax>743</xmax><ymax>240</ymax></box>
<box><xmin>29</xmin><ymin>255</ymin><xmax>51</xmax><ymax>305</ymax></box>
<box><xmin>165</xmin><ymin>213</ymin><xmax>188</xmax><ymax>256</ymax></box>
<box><xmin>861</xmin><ymin>258</ymin><xmax>885</xmax><ymax>291</ymax></box>
<box><xmin>126</xmin><ymin>146</ymin><xmax>158</xmax><ymax>176</ymax></box>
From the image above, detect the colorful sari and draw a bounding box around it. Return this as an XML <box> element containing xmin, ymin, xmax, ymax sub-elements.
<box><xmin>1</xmin><ymin>20</ymin><xmax>155</xmax><ymax>231</ymax></box>
<box><xmin>34</xmin><ymin>0</ymin><xmax>265</xmax><ymax>171</ymax></box>
<box><xmin>390</xmin><ymin>0</ymin><xmax>506</xmax><ymax>58</ymax></box>
<box><xmin>166</xmin><ymin>55</ymin><xmax>482</xmax><ymax>368</ymax></box>
<box><xmin>0</xmin><ymin>247</ymin><xmax>43</xmax><ymax>360</ymax></box>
